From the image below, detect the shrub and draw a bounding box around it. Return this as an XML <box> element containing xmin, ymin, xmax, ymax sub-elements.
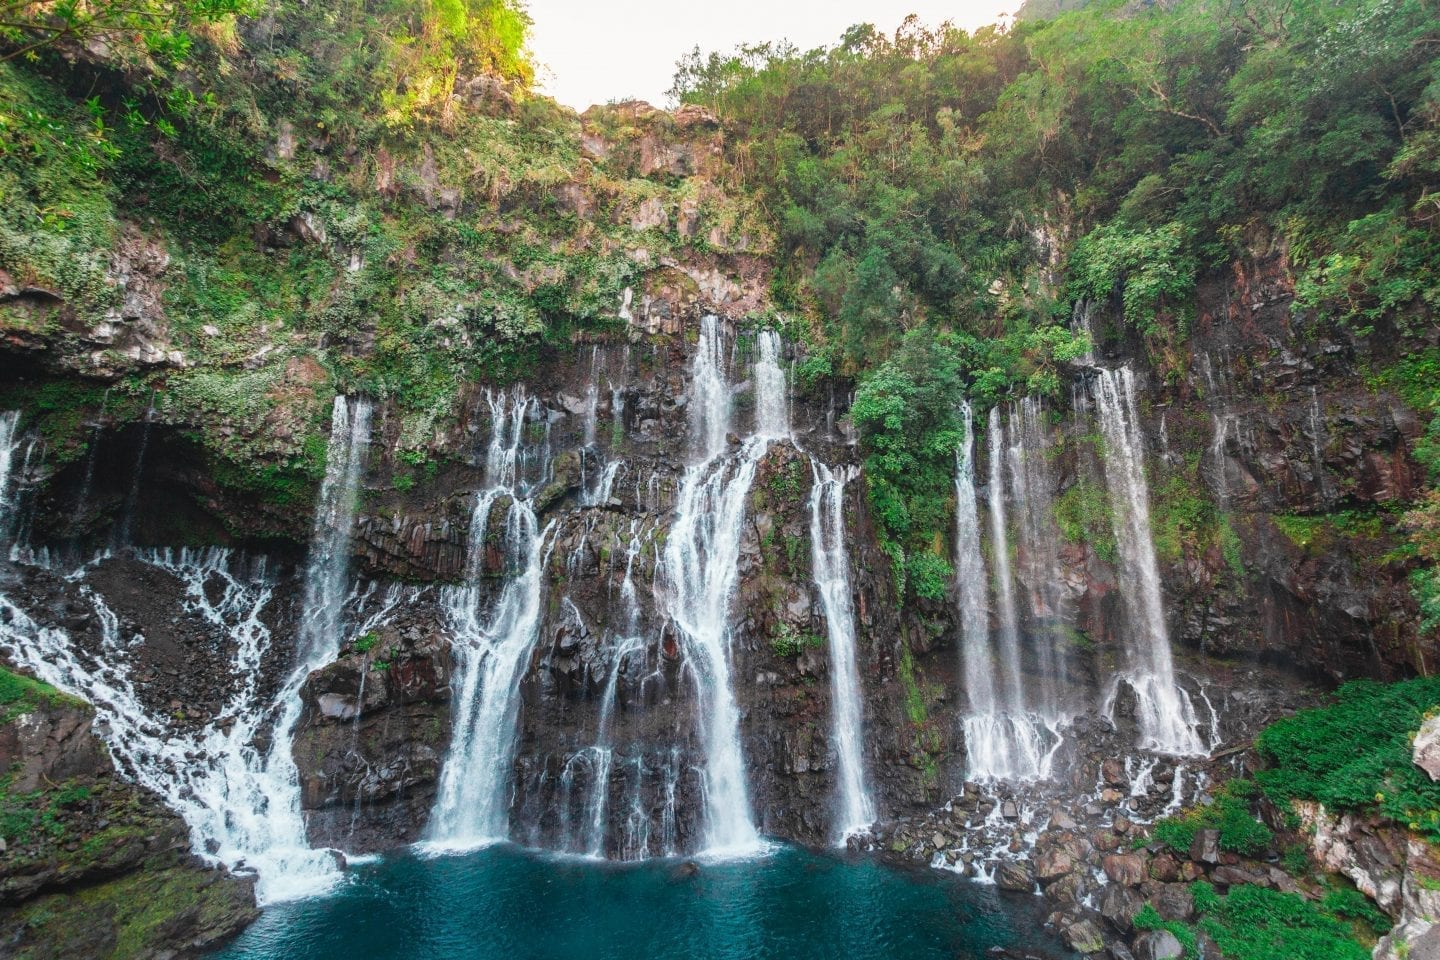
<box><xmin>770</xmin><ymin>622</ymin><xmax>823</xmax><ymax>658</ymax></box>
<box><xmin>1256</xmin><ymin>677</ymin><xmax>1440</xmax><ymax>843</ymax></box>
<box><xmin>1193</xmin><ymin>882</ymin><xmax>1373</xmax><ymax>960</ymax></box>
<box><xmin>1151</xmin><ymin>779</ymin><xmax>1274</xmax><ymax>857</ymax></box>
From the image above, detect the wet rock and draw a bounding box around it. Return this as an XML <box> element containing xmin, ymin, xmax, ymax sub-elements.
<box><xmin>1149</xmin><ymin>853</ymin><xmax>1181</xmax><ymax>882</ymax></box>
<box><xmin>1134</xmin><ymin>930</ymin><xmax>1184</xmax><ymax>960</ymax></box>
<box><xmin>1152</xmin><ymin>883</ymin><xmax>1195</xmax><ymax>922</ymax></box>
<box><xmin>1099</xmin><ymin>885</ymin><xmax>1145</xmax><ymax>932</ymax></box>
<box><xmin>1060</xmin><ymin>917</ymin><xmax>1106</xmax><ymax>954</ymax></box>
<box><xmin>1189</xmin><ymin>828</ymin><xmax>1221</xmax><ymax>865</ymax></box>
<box><xmin>996</xmin><ymin>860</ymin><xmax>1035</xmax><ymax>891</ymax></box>
<box><xmin>1103</xmin><ymin>853</ymin><xmax>1147</xmax><ymax>886</ymax></box>
<box><xmin>1036</xmin><ymin>847</ymin><xmax>1076</xmax><ymax>881</ymax></box>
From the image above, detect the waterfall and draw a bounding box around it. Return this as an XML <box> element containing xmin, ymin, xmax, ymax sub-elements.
<box><xmin>114</xmin><ymin>394</ymin><xmax>156</xmax><ymax>546</ymax></box>
<box><xmin>986</xmin><ymin>409</ymin><xmax>1026</xmax><ymax>716</ymax></box>
<box><xmin>690</xmin><ymin>315</ymin><xmax>732</xmax><ymax>460</ymax></box>
<box><xmin>583</xmin><ymin>346</ymin><xmax>601</xmax><ymax>449</ymax></box>
<box><xmin>1209</xmin><ymin>413</ymin><xmax>1233</xmax><ymax>508</ymax></box>
<box><xmin>0</xmin><ymin>400</ymin><xmax>371</xmax><ymax>909</ymax></box>
<box><xmin>0</xmin><ymin>411</ymin><xmax>24</xmax><ymax>527</ymax></box>
<box><xmin>660</xmin><ymin>315</ymin><xmax>781</xmax><ymax>856</ymax></box>
<box><xmin>298</xmin><ymin>396</ymin><xmax>372</xmax><ymax>667</ymax></box>
<box><xmin>427</xmin><ymin>388</ymin><xmax>557</xmax><ymax>851</ymax></box>
<box><xmin>0</xmin><ymin>550</ymin><xmax>345</xmax><ymax>904</ymax></box>
<box><xmin>754</xmin><ymin>329</ymin><xmax>789</xmax><ymax>439</ymax></box>
<box><xmin>808</xmin><ymin>461</ymin><xmax>874</xmax><ymax>841</ymax></box>
<box><xmin>0</xmin><ymin>396</ymin><xmax>369</xmax><ymax>904</ymax></box>
<box><xmin>957</xmin><ymin>406</ymin><xmax>1057</xmax><ymax>782</ymax></box>
<box><xmin>1092</xmin><ymin>368</ymin><xmax>1205</xmax><ymax>755</ymax></box>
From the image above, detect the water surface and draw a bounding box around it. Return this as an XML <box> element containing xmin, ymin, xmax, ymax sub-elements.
<box><xmin>215</xmin><ymin>844</ymin><xmax>1074</xmax><ymax>960</ymax></box>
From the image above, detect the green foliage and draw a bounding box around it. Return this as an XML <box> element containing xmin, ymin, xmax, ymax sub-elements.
<box><xmin>1415</xmin><ymin>567</ymin><xmax>1440</xmax><ymax>638</ymax></box>
<box><xmin>1219</xmin><ymin>516</ymin><xmax>1245</xmax><ymax>579</ymax></box>
<box><xmin>0</xmin><ymin>0</ymin><xmax>251</xmax><ymax>66</ymax></box>
<box><xmin>1152</xmin><ymin>779</ymin><xmax>1274</xmax><ymax>858</ymax></box>
<box><xmin>767</xmin><ymin>459</ymin><xmax>805</xmax><ymax>504</ymax></box>
<box><xmin>1273</xmin><ymin>509</ymin><xmax>1389</xmax><ymax>553</ymax></box>
<box><xmin>674</xmin><ymin>0</ymin><xmax>1440</xmax><ymax>386</ymax></box>
<box><xmin>906</xmin><ymin>552</ymin><xmax>953</xmax><ymax>602</ymax></box>
<box><xmin>850</xmin><ymin>331</ymin><xmax>964</xmax><ymax>588</ymax></box>
<box><xmin>1067</xmin><ymin>222</ymin><xmax>1196</xmax><ymax>335</ymax></box>
<box><xmin>1054</xmin><ymin>478</ymin><xmax>1117</xmax><ymax>564</ymax></box>
<box><xmin>353</xmin><ymin>632</ymin><xmax>380</xmax><ymax>654</ymax></box>
<box><xmin>1256</xmin><ymin>677</ymin><xmax>1440</xmax><ymax>842</ymax></box>
<box><xmin>1188</xmin><ymin>882</ymin><xmax>1374</xmax><ymax>960</ymax></box>
<box><xmin>1133</xmin><ymin>904</ymin><xmax>1197</xmax><ymax>957</ymax></box>
<box><xmin>1322</xmin><ymin>886</ymin><xmax>1392</xmax><ymax>934</ymax></box>
<box><xmin>0</xmin><ymin>776</ymin><xmax>92</xmax><ymax>846</ymax></box>
<box><xmin>769</xmin><ymin>622</ymin><xmax>823</xmax><ymax>658</ymax></box>
<box><xmin>1150</xmin><ymin>473</ymin><xmax>1216</xmax><ymax>564</ymax></box>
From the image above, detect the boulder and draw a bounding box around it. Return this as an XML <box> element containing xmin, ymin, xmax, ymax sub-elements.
<box><xmin>1415</xmin><ymin>715</ymin><xmax>1440</xmax><ymax>782</ymax></box>
<box><xmin>1099</xmin><ymin>885</ymin><xmax>1145</xmax><ymax>932</ymax></box>
<box><xmin>1134</xmin><ymin>929</ymin><xmax>1184</xmax><ymax>960</ymax></box>
<box><xmin>1103</xmin><ymin>853</ymin><xmax>1147</xmax><ymax>886</ymax></box>
<box><xmin>1190</xmin><ymin>828</ymin><xmax>1221</xmax><ymax>864</ymax></box>
<box><xmin>1060</xmin><ymin>917</ymin><xmax>1106</xmax><ymax>954</ymax></box>
<box><xmin>1037</xmin><ymin>847</ymin><xmax>1077</xmax><ymax>881</ymax></box>
<box><xmin>996</xmin><ymin>860</ymin><xmax>1035</xmax><ymax>891</ymax></box>
<box><xmin>1153</xmin><ymin>883</ymin><xmax>1196</xmax><ymax>922</ymax></box>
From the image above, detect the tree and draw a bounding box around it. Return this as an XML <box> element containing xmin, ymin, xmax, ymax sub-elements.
<box><xmin>0</xmin><ymin>0</ymin><xmax>251</xmax><ymax>64</ymax></box>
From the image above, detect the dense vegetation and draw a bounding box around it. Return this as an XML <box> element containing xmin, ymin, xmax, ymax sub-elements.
<box><xmin>2</xmin><ymin>0</ymin><xmax>1439</xmax><ymax>604</ymax></box>
<box><xmin>1134</xmin><ymin>881</ymin><xmax>1382</xmax><ymax>960</ymax></box>
<box><xmin>0</xmin><ymin>0</ymin><xmax>749</xmax><ymax>509</ymax></box>
<box><xmin>1257</xmin><ymin>675</ymin><xmax>1440</xmax><ymax>842</ymax></box>
<box><xmin>672</xmin><ymin>0</ymin><xmax>1440</xmax><ymax>600</ymax></box>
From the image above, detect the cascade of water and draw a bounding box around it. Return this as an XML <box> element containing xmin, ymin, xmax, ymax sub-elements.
<box><xmin>1072</xmin><ymin>299</ymin><xmax>1098</xmax><ymax>367</ymax></box>
<box><xmin>584</xmin><ymin>459</ymin><xmax>625</xmax><ymax>507</ymax></box>
<box><xmin>660</xmin><ymin>315</ymin><xmax>784</xmax><ymax>856</ymax></box>
<box><xmin>0</xmin><ymin>543</ymin><xmax>355</xmax><ymax>904</ymax></box>
<box><xmin>986</xmin><ymin>408</ymin><xmax>1026</xmax><ymax>714</ymax></box>
<box><xmin>1209</xmin><ymin>413</ymin><xmax>1233</xmax><ymax>508</ymax></box>
<box><xmin>298</xmin><ymin>397</ymin><xmax>372</xmax><ymax>667</ymax></box>
<box><xmin>690</xmin><ymin>315</ymin><xmax>732</xmax><ymax>460</ymax></box>
<box><xmin>1005</xmin><ymin>397</ymin><xmax>1069</xmax><ymax>717</ymax></box>
<box><xmin>583</xmin><ymin>346</ymin><xmax>601</xmax><ymax>449</ymax></box>
<box><xmin>753</xmin><ymin>329</ymin><xmax>789</xmax><ymax>439</ymax></box>
<box><xmin>1092</xmin><ymin>368</ymin><xmax>1205</xmax><ymax>755</ymax></box>
<box><xmin>808</xmin><ymin>461</ymin><xmax>874</xmax><ymax>841</ymax></box>
<box><xmin>0</xmin><ymin>411</ymin><xmax>25</xmax><ymax>528</ymax></box>
<box><xmin>427</xmin><ymin>388</ymin><xmax>557</xmax><ymax>850</ymax></box>
<box><xmin>956</xmin><ymin>406</ymin><xmax>1058</xmax><ymax>782</ymax></box>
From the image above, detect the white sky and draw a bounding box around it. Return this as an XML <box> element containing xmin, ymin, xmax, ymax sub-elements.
<box><xmin>526</xmin><ymin>1</ymin><xmax>1023</xmax><ymax>110</ymax></box>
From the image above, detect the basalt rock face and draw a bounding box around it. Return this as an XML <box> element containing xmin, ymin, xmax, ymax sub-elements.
<box><xmin>282</xmin><ymin>327</ymin><xmax>952</xmax><ymax>855</ymax></box>
<box><xmin>0</xmin><ymin>209</ymin><xmax>1434</xmax><ymax>960</ymax></box>
<box><xmin>296</xmin><ymin>603</ymin><xmax>454</xmax><ymax>852</ymax></box>
<box><xmin>1142</xmin><ymin>245</ymin><xmax>1427</xmax><ymax>680</ymax></box>
<box><xmin>0</xmin><ymin>672</ymin><xmax>257</xmax><ymax>959</ymax></box>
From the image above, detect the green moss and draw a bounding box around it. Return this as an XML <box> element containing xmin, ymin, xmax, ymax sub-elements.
<box><xmin>9</xmin><ymin>858</ymin><xmax>254</xmax><ymax>960</ymax></box>
<box><xmin>0</xmin><ymin>667</ymin><xmax>80</xmax><ymax>724</ymax></box>
<box><xmin>1054</xmin><ymin>478</ymin><xmax>1117</xmax><ymax>564</ymax></box>
<box><xmin>1273</xmin><ymin>509</ymin><xmax>1390</xmax><ymax>555</ymax></box>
